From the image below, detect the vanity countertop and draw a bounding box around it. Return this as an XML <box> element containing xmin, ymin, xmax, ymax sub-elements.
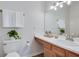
<box><xmin>34</xmin><ymin>34</ymin><xmax>79</xmax><ymax>55</ymax></box>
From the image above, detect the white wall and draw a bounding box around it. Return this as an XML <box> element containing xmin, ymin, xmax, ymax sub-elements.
<box><xmin>69</xmin><ymin>1</ymin><xmax>79</xmax><ymax>37</ymax></box>
<box><xmin>0</xmin><ymin>1</ymin><xmax>45</xmax><ymax>57</ymax></box>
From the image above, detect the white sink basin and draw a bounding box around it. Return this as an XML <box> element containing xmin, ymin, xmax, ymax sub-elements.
<box><xmin>50</xmin><ymin>37</ymin><xmax>79</xmax><ymax>52</ymax></box>
<box><xmin>55</xmin><ymin>39</ymin><xmax>79</xmax><ymax>47</ymax></box>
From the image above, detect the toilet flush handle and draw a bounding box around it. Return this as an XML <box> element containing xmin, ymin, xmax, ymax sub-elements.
<box><xmin>26</xmin><ymin>41</ymin><xmax>30</xmax><ymax>46</ymax></box>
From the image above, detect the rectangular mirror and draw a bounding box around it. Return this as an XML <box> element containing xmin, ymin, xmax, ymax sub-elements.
<box><xmin>44</xmin><ymin>1</ymin><xmax>79</xmax><ymax>38</ymax></box>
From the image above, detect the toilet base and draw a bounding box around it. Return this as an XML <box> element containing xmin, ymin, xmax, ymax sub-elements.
<box><xmin>6</xmin><ymin>52</ymin><xmax>20</xmax><ymax>57</ymax></box>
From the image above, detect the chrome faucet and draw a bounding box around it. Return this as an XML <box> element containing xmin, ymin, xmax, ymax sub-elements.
<box><xmin>65</xmin><ymin>34</ymin><xmax>74</xmax><ymax>41</ymax></box>
<box><xmin>69</xmin><ymin>37</ymin><xmax>74</xmax><ymax>41</ymax></box>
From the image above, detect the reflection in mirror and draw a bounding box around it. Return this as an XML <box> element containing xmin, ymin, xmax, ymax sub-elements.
<box><xmin>44</xmin><ymin>1</ymin><xmax>67</xmax><ymax>35</ymax></box>
<box><xmin>69</xmin><ymin>1</ymin><xmax>79</xmax><ymax>37</ymax></box>
<box><xmin>57</xmin><ymin>19</ymin><xmax>65</xmax><ymax>29</ymax></box>
<box><xmin>57</xmin><ymin>19</ymin><xmax>65</xmax><ymax>35</ymax></box>
<box><xmin>44</xmin><ymin>1</ymin><xmax>79</xmax><ymax>41</ymax></box>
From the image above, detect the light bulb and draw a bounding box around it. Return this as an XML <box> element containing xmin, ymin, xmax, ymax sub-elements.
<box><xmin>59</xmin><ymin>4</ymin><xmax>63</xmax><ymax>8</ymax></box>
<box><xmin>50</xmin><ymin>6</ymin><xmax>54</xmax><ymax>10</ymax></box>
<box><xmin>56</xmin><ymin>2</ymin><xmax>59</xmax><ymax>6</ymax></box>
<box><xmin>67</xmin><ymin>1</ymin><xmax>71</xmax><ymax>5</ymax></box>
<box><xmin>54</xmin><ymin>7</ymin><xmax>57</xmax><ymax>11</ymax></box>
<box><xmin>63</xmin><ymin>1</ymin><xmax>67</xmax><ymax>3</ymax></box>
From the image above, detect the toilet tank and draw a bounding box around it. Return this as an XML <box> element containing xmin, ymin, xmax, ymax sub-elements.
<box><xmin>0</xmin><ymin>41</ymin><xmax>4</xmax><ymax>57</ymax></box>
<box><xmin>3</xmin><ymin>40</ymin><xmax>21</xmax><ymax>54</ymax></box>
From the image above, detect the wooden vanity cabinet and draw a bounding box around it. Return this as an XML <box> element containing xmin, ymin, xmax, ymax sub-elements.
<box><xmin>43</xmin><ymin>42</ymin><xmax>52</xmax><ymax>50</ymax></box>
<box><xmin>35</xmin><ymin>37</ymin><xmax>79</xmax><ymax>57</ymax></box>
<box><xmin>43</xmin><ymin>42</ymin><xmax>56</xmax><ymax>57</ymax></box>
<box><xmin>42</xmin><ymin>40</ymin><xmax>52</xmax><ymax>57</ymax></box>
<box><xmin>44</xmin><ymin>48</ymin><xmax>53</xmax><ymax>57</ymax></box>
<box><xmin>35</xmin><ymin>37</ymin><xmax>53</xmax><ymax>57</ymax></box>
<box><xmin>52</xmin><ymin>45</ymin><xmax>66</xmax><ymax>57</ymax></box>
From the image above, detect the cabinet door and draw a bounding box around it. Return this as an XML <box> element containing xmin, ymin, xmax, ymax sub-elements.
<box><xmin>52</xmin><ymin>45</ymin><xmax>56</xmax><ymax>57</ymax></box>
<box><xmin>53</xmin><ymin>45</ymin><xmax>65</xmax><ymax>57</ymax></box>
<box><xmin>3</xmin><ymin>9</ymin><xmax>16</xmax><ymax>27</ymax></box>
<box><xmin>44</xmin><ymin>48</ymin><xmax>52</xmax><ymax>57</ymax></box>
<box><xmin>2</xmin><ymin>9</ymin><xmax>24</xmax><ymax>27</ymax></box>
<box><xmin>43</xmin><ymin>42</ymin><xmax>52</xmax><ymax>50</ymax></box>
<box><xmin>16</xmin><ymin>12</ymin><xmax>24</xmax><ymax>27</ymax></box>
<box><xmin>3</xmin><ymin>9</ymin><xmax>9</xmax><ymax>27</ymax></box>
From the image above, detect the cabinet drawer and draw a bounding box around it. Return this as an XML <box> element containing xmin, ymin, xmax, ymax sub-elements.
<box><xmin>35</xmin><ymin>37</ymin><xmax>52</xmax><ymax>50</ymax></box>
<box><xmin>35</xmin><ymin>37</ymin><xmax>44</xmax><ymax>44</ymax></box>
<box><xmin>53</xmin><ymin>45</ymin><xmax>65</xmax><ymax>57</ymax></box>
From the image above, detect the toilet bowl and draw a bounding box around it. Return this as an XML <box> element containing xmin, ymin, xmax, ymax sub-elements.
<box><xmin>3</xmin><ymin>40</ymin><xmax>21</xmax><ymax>55</ymax></box>
<box><xmin>6</xmin><ymin>52</ymin><xmax>20</xmax><ymax>57</ymax></box>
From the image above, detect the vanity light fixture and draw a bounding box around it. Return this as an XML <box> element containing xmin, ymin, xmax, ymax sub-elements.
<box><xmin>50</xmin><ymin>1</ymin><xmax>71</xmax><ymax>11</ymax></box>
<box><xmin>67</xmin><ymin>1</ymin><xmax>71</xmax><ymax>5</ymax></box>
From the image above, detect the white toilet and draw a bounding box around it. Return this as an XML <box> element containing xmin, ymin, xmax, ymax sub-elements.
<box><xmin>6</xmin><ymin>52</ymin><xmax>20</xmax><ymax>57</ymax></box>
<box><xmin>3</xmin><ymin>40</ymin><xmax>21</xmax><ymax>57</ymax></box>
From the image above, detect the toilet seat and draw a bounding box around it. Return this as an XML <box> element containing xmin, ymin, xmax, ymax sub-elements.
<box><xmin>6</xmin><ymin>52</ymin><xmax>20</xmax><ymax>57</ymax></box>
